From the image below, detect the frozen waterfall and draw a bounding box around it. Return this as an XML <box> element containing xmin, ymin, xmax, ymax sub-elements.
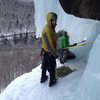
<box><xmin>34</xmin><ymin>0</ymin><xmax>100</xmax><ymax>61</ymax></box>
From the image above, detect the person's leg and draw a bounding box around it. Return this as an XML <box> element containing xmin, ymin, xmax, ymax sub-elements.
<box><xmin>60</xmin><ymin>49</ymin><xmax>64</xmax><ymax>64</ymax></box>
<box><xmin>49</xmin><ymin>56</ymin><xmax>57</xmax><ymax>87</ymax></box>
<box><xmin>40</xmin><ymin>54</ymin><xmax>48</xmax><ymax>83</ymax></box>
<box><xmin>63</xmin><ymin>49</ymin><xmax>68</xmax><ymax>62</ymax></box>
<box><xmin>67</xmin><ymin>50</ymin><xmax>76</xmax><ymax>59</ymax></box>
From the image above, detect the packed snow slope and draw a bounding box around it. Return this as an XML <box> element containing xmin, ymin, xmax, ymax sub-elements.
<box><xmin>0</xmin><ymin>58</ymin><xmax>85</xmax><ymax>100</ymax></box>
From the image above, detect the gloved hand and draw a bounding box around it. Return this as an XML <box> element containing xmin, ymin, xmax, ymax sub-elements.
<box><xmin>52</xmin><ymin>52</ymin><xmax>59</xmax><ymax>58</ymax></box>
<box><xmin>73</xmin><ymin>43</ymin><xmax>77</xmax><ymax>46</ymax></box>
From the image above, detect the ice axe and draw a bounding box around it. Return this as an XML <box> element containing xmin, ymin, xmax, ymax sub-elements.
<box><xmin>76</xmin><ymin>37</ymin><xmax>87</xmax><ymax>44</ymax></box>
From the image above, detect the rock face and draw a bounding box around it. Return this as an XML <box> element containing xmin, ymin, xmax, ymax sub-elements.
<box><xmin>59</xmin><ymin>0</ymin><xmax>100</xmax><ymax>20</ymax></box>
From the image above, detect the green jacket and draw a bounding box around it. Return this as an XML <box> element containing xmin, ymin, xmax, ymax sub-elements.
<box><xmin>60</xmin><ymin>32</ymin><xmax>69</xmax><ymax>49</ymax></box>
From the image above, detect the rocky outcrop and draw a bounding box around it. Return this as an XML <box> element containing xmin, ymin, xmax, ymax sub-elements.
<box><xmin>59</xmin><ymin>0</ymin><xmax>100</xmax><ymax>20</ymax></box>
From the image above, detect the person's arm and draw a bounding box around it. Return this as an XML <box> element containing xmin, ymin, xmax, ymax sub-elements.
<box><xmin>43</xmin><ymin>33</ymin><xmax>54</xmax><ymax>54</ymax></box>
<box><xmin>69</xmin><ymin>43</ymin><xmax>77</xmax><ymax>47</ymax></box>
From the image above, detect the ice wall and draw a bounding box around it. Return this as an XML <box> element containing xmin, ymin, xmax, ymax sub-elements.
<box><xmin>34</xmin><ymin>0</ymin><xmax>100</xmax><ymax>61</ymax></box>
<box><xmin>75</xmin><ymin>33</ymin><xmax>100</xmax><ymax>100</ymax></box>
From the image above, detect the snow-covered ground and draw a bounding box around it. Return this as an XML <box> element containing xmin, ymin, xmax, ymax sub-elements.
<box><xmin>0</xmin><ymin>58</ymin><xmax>85</xmax><ymax>100</ymax></box>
